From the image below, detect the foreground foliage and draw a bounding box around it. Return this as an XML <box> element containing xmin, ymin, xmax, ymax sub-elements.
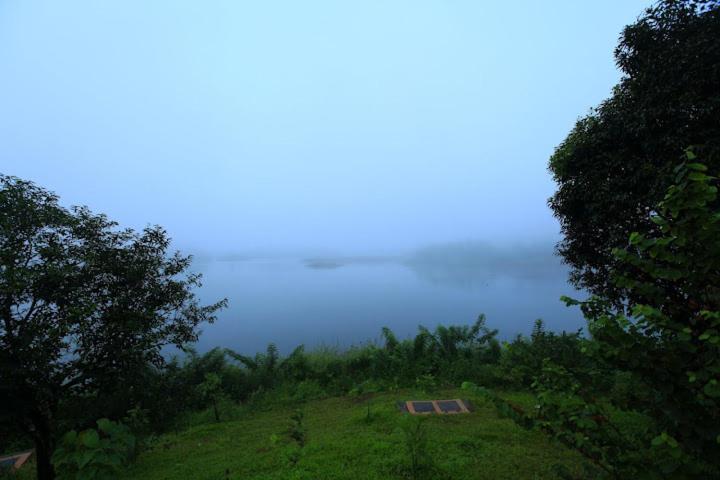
<box><xmin>467</xmin><ymin>156</ymin><xmax>720</xmax><ymax>478</ymax></box>
<box><xmin>51</xmin><ymin>419</ymin><xmax>135</xmax><ymax>480</ymax></box>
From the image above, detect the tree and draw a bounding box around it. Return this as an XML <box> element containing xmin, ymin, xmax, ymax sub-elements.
<box><xmin>549</xmin><ymin>0</ymin><xmax>720</xmax><ymax>305</ymax></box>
<box><xmin>467</xmin><ymin>155</ymin><xmax>720</xmax><ymax>477</ymax></box>
<box><xmin>0</xmin><ymin>175</ymin><xmax>226</xmax><ymax>480</ymax></box>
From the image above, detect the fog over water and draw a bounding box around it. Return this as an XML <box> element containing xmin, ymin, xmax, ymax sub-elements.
<box><xmin>0</xmin><ymin>1</ymin><xmax>649</xmax><ymax>352</ymax></box>
<box><xmin>190</xmin><ymin>242</ymin><xmax>584</xmax><ymax>354</ymax></box>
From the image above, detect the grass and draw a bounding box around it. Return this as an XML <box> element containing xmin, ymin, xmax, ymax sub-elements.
<box><xmin>118</xmin><ymin>388</ymin><xmax>583</xmax><ymax>480</ymax></box>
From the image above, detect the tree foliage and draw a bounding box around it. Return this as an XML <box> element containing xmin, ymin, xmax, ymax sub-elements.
<box><xmin>0</xmin><ymin>175</ymin><xmax>226</xmax><ymax>479</ymax></box>
<box><xmin>549</xmin><ymin>0</ymin><xmax>720</xmax><ymax>304</ymax></box>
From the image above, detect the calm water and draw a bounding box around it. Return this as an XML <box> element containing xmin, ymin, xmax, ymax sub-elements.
<box><xmin>190</xmin><ymin>255</ymin><xmax>586</xmax><ymax>355</ymax></box>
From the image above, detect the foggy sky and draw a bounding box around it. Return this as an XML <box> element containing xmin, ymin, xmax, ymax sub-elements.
<box><xmin>0</xmin><ymin>1</ymin><xmax>648</xmax><ymax>255</ymax></box>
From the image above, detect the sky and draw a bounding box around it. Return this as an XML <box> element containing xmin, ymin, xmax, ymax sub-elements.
<box><xmin>0</xmin><ymin>1</ymin><xmax>650</xmax><ymax>255</ymax></box>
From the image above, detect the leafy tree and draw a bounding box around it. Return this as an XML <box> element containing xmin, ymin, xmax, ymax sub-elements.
<box><xmin>467</xmin><ymin>155</ymin><xmax>720</xmax><ymax>478</ymax></box>
<box><xmin>0</xmin><ymin>175</ymin><xmax>226</xmax><ymax>479</ymax></box>
<box><xmin>549</xmin><ymin>0</ymin><xmax>720</xmax><ymax>304</ymax></box>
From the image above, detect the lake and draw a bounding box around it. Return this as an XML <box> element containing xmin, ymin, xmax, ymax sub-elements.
<box><xmin>189</xmin><ymin>249</ymin><xmax>586</xmax><ymax>355</ymax></box>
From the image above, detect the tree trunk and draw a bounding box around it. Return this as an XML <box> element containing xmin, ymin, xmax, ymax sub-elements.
<box><xmin>30</xmin><ymin>409</ymin><xmax>56</xmax><ymax>480</ymax></box>
<box><xmin>33</xmin><ymin>430</ymin><xmax>55</xmax><ymax>480</ymax></box>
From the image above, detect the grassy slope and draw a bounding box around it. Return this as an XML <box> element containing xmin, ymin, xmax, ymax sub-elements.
<box><xmin>124</xmin><ymin>389</ymin><xmax>583</xmax><ymax>480</ymax></box>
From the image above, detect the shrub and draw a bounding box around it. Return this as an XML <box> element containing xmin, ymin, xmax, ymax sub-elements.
<box><xmin>499</xmin><ymin>319</ymin><xmax>589</xmax><ymax>388</ymax></box>
<box><xmin>197</xmin><ymin>373</ymin><xmax>224</xmax><ymax>422</ymax></box>
<box><xmin>415</xmin><ymin>374</ymin><xmax>439</xmax><ymax>394</ymax></box>
<box><xmin>283</xmin><ymin>409</ymin><xmax>308</xmax><ymax>468</ymax></box>
<box><xmin>51</xmin><ymin>419</ymin><xmax>135</xmax><ymax>480</ymax></box>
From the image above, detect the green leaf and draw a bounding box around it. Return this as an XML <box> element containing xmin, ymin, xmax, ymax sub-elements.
<box><xmin>559</xmin><ymin>295</ymin><xmax>581</xmax><ymax>306</ymax></box>
<box><xmin>61</xmin><ymin>430</ymin><xmax>78</xmax><ymax>446</ymax></box>
<box><xmin>703</xmin><ymin>380</ymin><xmax>720</xmax><ymax>398</ymax></box>
<box><xmin>651</xmin><ymin>434</ymin><xmax>665</xmax><ymax>447</ymax></box>
<box><xmin>686</xmin><ymin>163</ymin><xmax>707</xmax><ymax>172</ymax></box>
<box><xmin>81</xmin><ymin>430</ymin><xmax>100</xmax><ymax>448</ymax></box>
<box><xmin>688</xmin><ymin>172</ymin><xmax>707</xmax><ymax>181</ymax></box>
<box><xmin>96</xmin><ymin>418</ymin><xmax>113</xmax><ymax>433</ymax></box>
<box><xmin>78</xmin><ymin>451</ymin><xmax>95</xmax><ymax>469</ymax></box>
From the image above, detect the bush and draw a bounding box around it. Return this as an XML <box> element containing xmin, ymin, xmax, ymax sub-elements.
<box><xmin>51</xmin><ymin>419</ymin><xmax>136</xmax><ymax>480</ymax></box>
<box><xmin>499</xmin><ymin>319</ymin><xmax>589</xmax><ymax>388</ymax></box>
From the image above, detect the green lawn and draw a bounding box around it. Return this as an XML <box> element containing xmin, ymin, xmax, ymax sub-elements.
<box><xmin>121</xmin><ymin>389</ymin><xmax>583</xmax><ymax>480</ymax></box>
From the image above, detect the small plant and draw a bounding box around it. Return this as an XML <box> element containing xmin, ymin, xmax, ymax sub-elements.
<box><xmin>122</xmin><ymin>405</ymin><xmax>151</xmax><ymax>457</ymax></box>
<box><xmin>290</xmin><ymin>380</ymin><xmax>325</xmax><ymax>403</ymax></box>
<box><xmin>122</xmin><ymin>405</ymin><xmax>150</xmax><ymax>437</ymax></box>
<box><xmin>350</xmin><ymin>380</ymin><xmax>378</xmax><ymax>423</ymax></box>
<box><xmin>197</xmin><ymin>372</ymin><xmax>224</xmax><ymax>422</ymax></box>
<box><xmin>51</xmin><ymin>419</ymin><xmax>136</xmax><ymax>480</ymax></box>
<box><xmin>273</xmin><ymin>408</ymin><xmax>308</xmax><ymax>468</ymax></box>
<box><xmin>415</xmin><ymin>374</ymin><xmax>438</xmax><ymax>394</ymax></box>
<box><xmin>288</xmin><ymin>409</ymin><xmax>307</xmax><ymax>448</ymax></box>
<box><xmin>398</xmin><ymin>415</ymin><xmax>433</xmax><ymax>479</ymax></box>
